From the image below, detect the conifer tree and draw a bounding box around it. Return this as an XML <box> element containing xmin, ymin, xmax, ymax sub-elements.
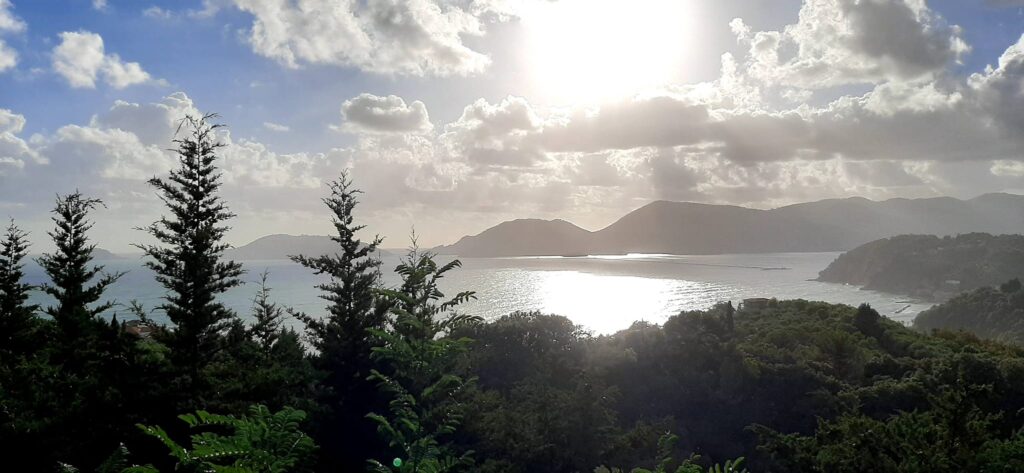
<box><xmin>137</xmin><ymin>114</ymin><xmax>244</xmax><ymax>381</ymax></box>
<box><xmin>368</xmin><ymin>247</ymin><xmax>479</xmax><ymax>473</ymax></box>
<box><xmin>0</xmin><ymin>219</ymin><xmax>37</xmax><ymax>357</ymax></box>
<box><xmin>290</xmin><ymin>171</ymin><xmax>390</xmax><ymax>470</ymax></box>
<box><xmin>37</xmin><ymin>192</ymin><xmax>122</xmax><ymax>340</ymax></box>
<box><xmin>249</xmin><ymin>271</ymin><xmax>283</xmax><ymax>356</ymax></box>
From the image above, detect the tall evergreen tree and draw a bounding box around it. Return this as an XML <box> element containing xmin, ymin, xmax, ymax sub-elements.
<box><xmin>290</xmin><ymin>171</ymin><xmax>391</xmax><ymax>471</ymax></box>
<box><xmin>136</xmin><ymin>114</ymin><xmax>244</xmax><ymax>383</ymax></box>
<box><xmin>26</xmin><ymin>192</ymin><xmax>142</xmax><ymax>470</ymax></box>
<box><xmin>368</xmin><ymin>247</ymin><xmax>479</xmax><ymax>473</ymax></box>
<box><xmin>37</xmin><ymin>192</ymin><xmax>123</xmax><ymax>340</ymax></box>
<box><xmin>249</xmin><ymin>271</ymin><xmax>284</xmax><ymax>356</ymax></box>
<box><xmin>0</xmin><ymin>219</ymin><xmax>37</xmax><ymax>358</ymax></box>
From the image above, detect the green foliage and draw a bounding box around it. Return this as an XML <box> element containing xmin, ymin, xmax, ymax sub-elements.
<box><xmin>914</xmin><ymin>279</ymin><xmax>1024</xmax><ymax>345</ymax></box>
<box><xmin>288</xmin><ymin>171</ymin><xmax>391</xmax><ymax>470</ymax></box>
<box><xmin>130</xmin><ymin>405</ymin><xmax>317</xmax><ymax>473</ymax></box>
<box><xmin>596</xmin><ymin>433</ymin><xmax>747</xmax><ymax>473</ymax></box>
<box><xmin>0</xmin><ymin>219</ymin><xmax>37</xmax><ymax>359</ymax></box>
<box><xmin>37</xmin><ymin>192</ymin><xmax>123</xmax><ymax>337</ymax></box>
<box><xmin>136</xmin><ymin>113</ymin><xmax>244</xmax><ymax>382</ymax></box>
<box><xmin>203</xmin><ymin>282</ymin><xmax>316</xmax><ymax>414</ymax></box>
<box><xmin>367</xmin><ymin>247</ymin><xmax>480</xmax><ymax>473</ymax></box>
<box><xmin>818</xmin><ymin>233</ymin><xmax>1024</xmax><ymax>299</ymax></box>
<box><xmin>248</xmin><ymin>271</ymin><xmax>284</xmax><ymax>356</ymax></box>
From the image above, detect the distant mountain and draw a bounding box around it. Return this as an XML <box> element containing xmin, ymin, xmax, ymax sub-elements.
<box><xmin>436</xmin><ymin>193</ymin><xmax>1024</xmax><ymax>257</ymax></box>
<box><xmin>226</xmin><ymin>234</ymin><xmax>389</xmax><ymax>261</ymax></box>
<box><xmin>435</xmin><ymin>219</ymin><xmax>594</xmax><ymax>257</ymax></box>
<box><xmin>818</xmin><ymin>233</ymin><xmax>1024</xmax><ymax>300</ymax></box>
<box><xmin>92</xmin><ymin>248</ymin><xmax>124</xmax><ymax>260</ymax></box>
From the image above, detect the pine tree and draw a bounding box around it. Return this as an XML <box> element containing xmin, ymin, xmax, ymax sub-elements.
<box><xmin>37</xmin><ymin>192</ymin><xmax>123</xmax><ymax>340</ymax></box>
<box><xmin>136</xmin><ymin>114</ymin><xmax>244</xmax><ymax>381</ymax></box>
<box><xmin>28</xmin><ymin>192</ymin><xmax>140</xmax><ymax>469</ymax></box>
<box><xmin>249</xmin><ymin>271</ymin><xmax>283</xmax><ymax>356</ymax></box>
<box><xmin>368</xmin><ymin>247</ymin><xmax>479</xmax><ymax>473</ymax></box>
<box><xmin>290</xmin><ymin>171</ymin><xmax>391</xmax><ymax>471</ymax></box>
<box><xmin>0</xmin><ymin>219</ymin><xmax>37</xmax><ymax>357</ymax></box>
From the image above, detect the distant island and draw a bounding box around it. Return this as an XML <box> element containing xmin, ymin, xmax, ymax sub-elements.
<box><xmin>92</xmin><ymin>248</ymin><xmax>124</xmax><ymax>260</ymax></box>
<box><xmin>914</xmin><ymin>279</ymin><xmax>1024</xmax><ymax>344</ymax></box>
<box><xmin>225</xmin><ymin>234</ymin><xmax>389</xmax><ymax>260</ymax></box>
<box><xmin>436</xmin><ymin>193</ymin><xmax>1024</xmax><ymax>257</ymax></box>
<box><xmin>817</xmin><ymin>233</ymin><xmax>1024</xmax><ymax>300</ymax></box>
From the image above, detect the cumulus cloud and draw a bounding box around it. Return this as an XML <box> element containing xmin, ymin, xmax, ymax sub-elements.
<box><xmin>0</xmin><ymin>109</ymin><xmax>40</xmax><ymax>176</ymax></box>
<box><xmin>8</xmin><ymin>0</ymin><xmax>1024</xmax><ymax>248</ymax></box>
<box><xmin>52</xmin><ymin>31</ymin><xmax>155</xmax><ymax>88</ymax></box>
<box><xmin>229</xmin><ymin>0</ymin><xmax>504</xmax><ymax>76</ymax></box>
<box><xmin>732</xmin><ymin>0</ymin><xmax>968</xmax><ymax>89</ymax></box>
<box><xmin>92</xmin><ymin>0</ymin><xmax>108</xmax><ymax>11</ymax></box>
<box><xmin>340</xmin><ymin>94</ymin><xmax>433</xmax><ymax>134</ymax></box>
<box><xmin>0</xmin><ymin>0</ymin><xmax>24</xmax><ymax>34</ymax></box>
<box><xmin>0</xmin><ymin>0</ymin><xmax>24</xmax><ymax>73</ymax></box>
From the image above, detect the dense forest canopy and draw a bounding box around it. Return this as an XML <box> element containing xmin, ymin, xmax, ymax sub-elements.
<box><xmin>3</xmin><ymin>117</ymin><xmax>1024</xmax><ymax>472</ymax></box>
<box><xmin>818</xmin><ymin>233</ymin><xmax>1024</xmax><ymax>300</ymax></box>
<box><xmin>914</xmin><ymin>279</ymin><xmax>1024</xmax><ymax>345</ymax></box>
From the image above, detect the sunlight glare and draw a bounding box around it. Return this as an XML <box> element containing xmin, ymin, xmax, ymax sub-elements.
<box><xmin>523</xmin><ymin>0</ymin><xmax>694</xmax><ymax>105</ymax></box>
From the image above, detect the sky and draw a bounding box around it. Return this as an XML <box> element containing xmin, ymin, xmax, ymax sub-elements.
<box><xmin>1</xmin><ymin>0</ymin><xmax>1024</xmax><ymax>252</ymax></box>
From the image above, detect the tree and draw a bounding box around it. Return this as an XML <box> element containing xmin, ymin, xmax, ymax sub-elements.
<box><xmin>37</xmin><ymin>192</ymin><xmax>123</xmax><ymax>342</ymax></box>
<box><xmin>249</xmin><ymin>271</ymin><xmax>284</xmax><ymax>356</ymax></box>
<box><xmin>289</xmin><ymin>172</ymin><xmax>391</xmax><ymax>470</ymax></box>
<box><xmin>0</xmin><ymin>219</ymin><xmax>37</xmax><ymax>358</ymax></box>
<box><xmin>368</xmin><ymin>247</ymin><xmax>479</xmax><ymax>473</ymax></box>
<box><xmin>136</xmin><ymin>114</ymin><xmax>244</xmax><ymax>385</ymax></box>
<box><xmin>204</xmin><ymin>272</ymin><xmax>317</xmax><ymax>414</ymax></box>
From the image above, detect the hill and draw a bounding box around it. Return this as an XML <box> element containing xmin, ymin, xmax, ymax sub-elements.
<box><xmin>434</xmin><ymin>219</ymin><xmax>594</xmax><ymax>257</ymax></box>
<box><xmin>92</xmin><ymin>248</ymin><xmax>124</xmax><ymax>260</ymax></box>
<box><xmin>817</xmin><ymin>233</ymin><xmax>1024</xmax><ymax>300</ymax></box>
<box><xmin>437</xmin><ymin>193</ymin><xmax>1024</xmax><ymax>257</ymax></box>
<box><xmin>913</xmin><ymin>279</ymin><xmax>1024</xmax><ymax>344</ymax></box>
<box><xmin>226</xmin><ymin>234</ymin><xmax>389</xmax><ymax>260</ymax></box>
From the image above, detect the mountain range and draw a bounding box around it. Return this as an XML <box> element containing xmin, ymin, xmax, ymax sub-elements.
<box><xmin>225</xmin><ymin>234</ymin><xmax>390</xmax><ymax>261</ymax></box>
<box><xmin>435</xmin><ymin>193</ymin><xmax>1024</xmax><ymax>257</ymax></box>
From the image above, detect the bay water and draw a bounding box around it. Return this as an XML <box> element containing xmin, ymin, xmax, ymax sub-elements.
<box><xmin>22</xmin><ymin>252</ymin><xmax>933</xmax><ymax>335</ymax></box>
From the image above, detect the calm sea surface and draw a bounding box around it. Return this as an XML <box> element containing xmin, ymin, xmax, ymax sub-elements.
<box><xmin>22</xmin><ymin>252</ymin><xmax>933</xmax><ymax>335</ymax></box>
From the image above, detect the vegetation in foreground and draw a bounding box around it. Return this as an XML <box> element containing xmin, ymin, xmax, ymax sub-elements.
<box><xmin>914</xmin><ymin>278</ymin><xmax>1024</xmax><ymax>345</ymax></box>
<box><xmin>3</xmin><ymin>116</ymin><xmax>1024</xmax><ymax>472</ymax></box>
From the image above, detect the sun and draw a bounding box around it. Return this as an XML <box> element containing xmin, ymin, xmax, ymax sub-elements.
<box><xmin>522</xmin><ymin>0</ymin><xmax>695</xmax><ymax>105</ymax></box>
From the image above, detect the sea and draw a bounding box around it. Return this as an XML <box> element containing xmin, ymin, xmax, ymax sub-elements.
<box><xmin>21</xmin><ymin>252</ymin><xmax>934</xmax><ymax>335</ymax></box>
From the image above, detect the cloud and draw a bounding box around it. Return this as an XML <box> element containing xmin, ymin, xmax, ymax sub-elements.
<box><xmin>732</xmin><ymin>0</ymin><xmax>968</xmax><ymax>89</ymax></box>
<box><xmin>7</xmin><ymin>1</ymin><xmax>1024</xmax><ymax>248</ymax></box>
<box><xmin>229</xmin><ymin>0</ymin><xmax>505</xmax><ymax>76</ymax></box>
<box><xmin>0</xmin><ymin>109</ymin><xmax>39</xmax><ymax>176</ymax></box>
<box><xmin>52</xmin><ymin>31</ymin><xmax>155</xmax><ymax>89</ymax></box>
<box><xmin>92</xmin><ymin>0</ymin><xmax>108</xmax><ymax>11</ymax></box>
<box><xmin>142</xmin><ymin>6</ymin><xmax>173</xmax><ymax>19</ymax></box>
<box><xmin>440</xmin><ymin>96</ymin><xmax>544</xmax><ymax>167</ymax></box>
<box><xmin>263</xmin><ymin>121</ymin><xmax>290</xmax><ymax>132</ymax></box>
<box><xmin>0</xmin><ymin>41</ymin><xmax>14</xmax><ymax>72</ymax></box>
<box><xmin>340</xmin><ymin>93</ymin><xmax>433</xmax><ymax>134</ymax></box>
<box><xmin>0</xmin><ymin>0</ymin><xmax>25</xmax><ymax>34</ymax></box>
<box><xmin>0</xmin><ymin>0</ymin><xmax>24</xmax><ymax>73</ymax></box>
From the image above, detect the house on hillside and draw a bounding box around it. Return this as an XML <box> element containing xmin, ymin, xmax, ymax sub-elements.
<box><xmin>739</xmin><ymin>298</ymin><xmax>772</xmax><ymax>311</ymax></box>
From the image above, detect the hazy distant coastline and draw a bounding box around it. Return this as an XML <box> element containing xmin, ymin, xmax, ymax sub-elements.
<box><xmin>436</xmin><ymin>193</ymin><xmax>1024</xmax><ymax>257</ymax></box>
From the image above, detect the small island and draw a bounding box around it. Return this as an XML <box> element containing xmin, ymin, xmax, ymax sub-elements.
<box><xmin>817</xmin><ymin>233</ymin><xmax>1024</xmax><ymax>301</ymax></box>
